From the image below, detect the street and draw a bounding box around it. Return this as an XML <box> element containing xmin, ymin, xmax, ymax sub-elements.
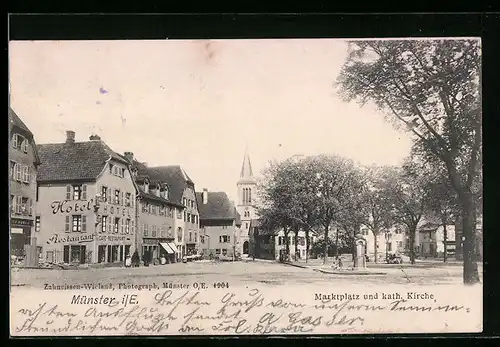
<box><xmin>10</xmin><ymin>259</ymin><xmax>483</xmax><ymax>289</ymax></box>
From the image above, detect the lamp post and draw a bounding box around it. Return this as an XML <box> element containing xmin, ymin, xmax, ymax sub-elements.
<box><xmin>385</xmin><ymin>230</ymin><xmax>391</xmax><ymax>261</ymax></box>
<box><xmin>93</xmin><ymin>193</ymin><xmax>102</xmax><ymax>264</ymax></box>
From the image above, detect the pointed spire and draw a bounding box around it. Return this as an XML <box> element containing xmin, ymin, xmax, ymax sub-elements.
<box><xmin>240</xmin><ymin>146</ymin><xmax>253</xmax><ymax>179</ymax></box>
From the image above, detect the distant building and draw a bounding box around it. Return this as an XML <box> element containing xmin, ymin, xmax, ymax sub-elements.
<box><xmin>36</xmin><ymin>131</ymin><xmax>138</xmax><ymax>265</ymax></box>
<box><xmin>9</xmin><ymin>108</ymin><xmax>41</xmax><ymax>266</ymax></box>
<box><xmin>235</xmin><ymin>148</ymin><xmax>257</xmax><ymax>257</ymax></box>
<box><xmin>197</xmin><ymin>190</ymin><xmax>241</xmax><ymax>258</ymax></box>
<box><xmin>360</xmin><ymin>226</ymin><xmax>406</xmax><ymax>261</ymax></box>
<box><xmin>124</xmin><ymin>154</ymin><xmax>183</xmax><ymax>263</ymax></box>
<box><xmin>145</xmin><ymin>166</ymin><xmax>200</xmax><ymax>258</ymax></box>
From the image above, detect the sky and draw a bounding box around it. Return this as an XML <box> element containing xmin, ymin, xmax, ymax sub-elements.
<box><xmin>9</xmin><ymin>39</ymin><xmax>412</xmax><ymax>203</ymax></box>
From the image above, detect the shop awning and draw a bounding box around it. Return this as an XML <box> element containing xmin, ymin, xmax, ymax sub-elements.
<box><xmin>160</xmin><ymin>243</ymin><xmax>175</xmax><ymax>254</ymax></box>
<box><xmin>168</xmin><ymin>243</ymin><xmax>178</xmax><ymax>253</ymax></box>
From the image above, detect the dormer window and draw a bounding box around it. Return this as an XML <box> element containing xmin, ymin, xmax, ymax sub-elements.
<box><xmin>144</xmin><ymin>182</ymin><xmax>149</xmax><ymax>194</ymax></box>
<box><xmin>155</xmin><ymin>184</ymin><xmax>160</xmax><ymax>197</ymax></box>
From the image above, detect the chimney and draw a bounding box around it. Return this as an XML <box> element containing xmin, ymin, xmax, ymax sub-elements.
<box><xmin>66</xmin><ymin>130</ymin><xmax>75</xmax><ymax>144</ymax></box>
<box><xmin>124</xmin><ymin>152</ymin><xmax>134</xmax><ymax>162</ymax></box>
<box><xmin>202</xmin><ymin>188</ymin><xmax>208</xmax><ymax>205</ymax></box>
<box><xmin>142</xmin><ymin>162</ymin><xmax>148</xmax><ymax>167</ymax></box>
<box><xmin>89</xmin><ymin>134</ymin><xmax>101</xmax><ymax>141</ymax></box>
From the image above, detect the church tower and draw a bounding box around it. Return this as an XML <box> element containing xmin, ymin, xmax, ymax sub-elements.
<box><xmin>237</xmin><ymin>147</ymin><xmax>257</xmax><ymax>238</ymax></box>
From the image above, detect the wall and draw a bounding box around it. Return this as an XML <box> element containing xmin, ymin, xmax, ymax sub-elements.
<box><xmin>199</xmin><ymin>220</ymin><xmax>237</xmax><ymax>257</ymax></box>
<box><xmin>9</xmin><ymin>129</ymin><xmax>38</xmax><ymax>256</ymax></box>
<box><xmin>182</xmin><ymin>187</ymin><xmax>200</xmax><ymax>254</ymax></box>
<box><xmin>274</xmin><ymin>230</ymin><xmax>310</xmax><ymax>260</ymax></box>
<box><xmin>37</xmin><ymin>159</ymin><xmax>137</xmax><ymax>264</ymax></box>
<box><xmin>361</xmin><ymin>227</ymin><xmax>407</xmax><ymax>261</ymax></box>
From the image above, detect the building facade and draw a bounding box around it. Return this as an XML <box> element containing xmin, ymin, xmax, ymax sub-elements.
<box><xmin>9</xmin><ymin>108</ymin><xmax>41</xmax><ymax>266</ymax></box>
<box><xmin>197</xmin><ymin>190</ymin><xmax>241</xmax><ymax>258</ymax></box>
<box><xmin>146</xmin><ymin>165</ymin><xmax>200</xmax><ymax>259</ymax></box>
<box><xmin>36</xmin><ymin>132</ymin><xmax>138</xmax><ymax>265</ymax></box>
<box><xmin>235</xmin><ymin>148</ymin><xmax>257</xmax><ymax>256</ymax></box>
<box><xmin>125</xmin><ymin>154</ymin><xmax>183</xmax><ymax>263</ymax></box>
<box><xmin>360</xmin><ymin>225</ymin><xmax>406</xmax><ymax>262</ymax></box>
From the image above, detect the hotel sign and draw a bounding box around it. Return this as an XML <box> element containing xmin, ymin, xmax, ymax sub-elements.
<box><xmin>46</xmin><ymin>233</ymin><xmax>132</xmax><ymax>245</ymax></box>
<box><xmin>51</xmin><ymin>199</ymin><xmax>94</xmax><ymax>215</ymax></box>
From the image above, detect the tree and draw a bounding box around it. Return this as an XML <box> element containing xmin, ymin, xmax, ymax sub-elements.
<box><xmin>360</xmin><ymin>166</ymin><xmax>397</xmax><ymax>263</ymax></box>
<box><xmin>418</xmin><ymin>155</ymin><xmax>460</xmax><ymax>262</ymax></box>
<box><xmin>337</xmin><ymin>39</ymin><xmax>482</xmax><ymax>284</ymax></box>
<box><xmin>309</xmin><ymin>155</ymin><xmax>366</xmax><ymax>264</ymax></box>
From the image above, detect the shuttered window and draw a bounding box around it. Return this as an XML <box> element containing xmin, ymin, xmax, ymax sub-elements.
<box><xmin>66</xmin><ymin>185</ymin><xmax>71</xmax><ymax>200</ymax></box>
<box><xmin>82</xmin><ymin>216</ymin><xmax>87</xmax><ymax>232</ymax></box>
<box><xmin>65</xmin><ymin>216</ymin><xmax>70</xmax><ymax>232</ymax></box>
<box><xmin>82</xmin><ymin>184</ymin><xmax>87</xmax><ymax>200</ymax></box>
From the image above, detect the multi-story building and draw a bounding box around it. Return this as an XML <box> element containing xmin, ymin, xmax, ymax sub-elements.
<box><xmin>9</xmin><ymin>108</ymin><xmax>41</xmax><ymax>266</ymax></box>
<box><xmin>235</xmin><ymin>148</ymin><xmax>257</xmax><ymax>256</ymax></box>
<box><xmin>146</xmin><ymin>166</ymin><xmax>200</xmax><ymax>258</ymax></box>
<box><xmin>36</xmin><ymin>131</ymin><xmax>138</xmax><ymax>265</ymax></box>
<box><xmin>197</xmin><ymin>189</ymin><xmax>241</xmax><ymax>258</ymax></box>
<box><xmin>124</xmin><ymin>154</ymin><xmax>183</xmax><ymax>263</ymax></box>
<box><xmin>360</xmin><ymin>225</ymin><xmax>406</xmax><ymax>261</ymax></box>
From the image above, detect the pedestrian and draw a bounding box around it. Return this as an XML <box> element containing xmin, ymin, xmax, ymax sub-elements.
<box><xmin>131</xmin><ymin>251</ymin><xmax>140</xmax><ymax>267</ymax></box>
<box><xmin>124</xmin><ymin>254</ymin><xmax>132</xmax><ymax>268</ymax></box>
<box><xmin>142</xmin><ymin>250</ymin><xmax>150</xmax><ymax>267</ymax></box>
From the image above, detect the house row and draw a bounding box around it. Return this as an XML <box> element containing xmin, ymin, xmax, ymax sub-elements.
<box><xmin>9</xmin><ymin>108</ymin><xmax>245</xmax><ymax>266</ymax></box>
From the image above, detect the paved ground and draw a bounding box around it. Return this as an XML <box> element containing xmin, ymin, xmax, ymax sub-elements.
<box><xmin>10</xmin><ymin>258</ymin><xmax>483</xmax><ymax>289</ymax></box>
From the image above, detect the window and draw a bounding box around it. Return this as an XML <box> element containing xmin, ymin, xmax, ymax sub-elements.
<box><xmin>177</xmin><ymin>209</ymin><xmax>182</xmax><ymax>219</ymax></box>
<box><xmin>109</xmin><ymin>164</ymin><xmax>114</xmax><ymax>174</ymax></box>
<box><xmin>245</xmin><ymin>222</ymin><xmax>249</xmax><ymax>229</ymax></box>
<box><xmin>114</xmin><ymin>217</ymin><xmax>120</xmax><ymax>233</ymax></box>
<box><xmin>183</xmin><ymin>198</ymin><xmax>187</xmax><ymax>206</ymax></box>
<box><xmin>101</xmin><ymin>186</ymin><xmax>108</xmax><ymax>201</ymax></box>
<box><xmin>152</xmin><ymin>225</ymin><xmax>157</xmax><ymax>237</ymax></box>
<box><xmin>187</xmin><ymin>213</ymin><xmax>191</xmax><ymax>223</ymax></box>
<box><xmin>195</xmin><ymin>232</ymin><xmax>198</xmax><ymax>242</ymax></box>
<box><xmin>125</xmin><ymin>219</ymin><xmax>130</xmax><ymax>234</ymax></box>
<box><xmin>222</xmin><ymin>249</ymin><xmax>228</xmax><ymax>256</ymax></box>
<box><xmin>177</xmin><ymin>227</ymin><xmax>182</xmax><ymax>242</ymax></box>
<box><xmin>72</xmin><ymin>215</ymin><xmax>82</xmax><ymax>232</ymax></box>
<box><xmin>73</xmin><ymin>185</ymin><xmax>82</xmax><ymax>200</ymax></box>
<box><xmin>222</xmin><ymin>226</ymin><xmax>227</xmax><ymax>230</ymax></box>
<box><xmin>215</xmin><ymin>249</ymin><xmax>221</xmax><ymax>255</ymax></box>
<box><xmin>35</xmin><ymin>216</ymin><xmax>41</xmax><ymax>232</ymax></box>
<box><xmin>101</xmin><ymin>216</ymin><xmax>107</xmax><ymax>233</ymax></box>
<box><xmin>10</xmin><ymin>161</ymin><xmax>16</xmax><ymax>179</ymax></box>
<box><xmin>200</xmin><ymin>236</ymin><xmax>205</xmax><ymax>244</ymax></box>
<box><xmin>397</xmin><ymin>241</ymin><xmax>403</xmax><ymax>249</ymax></box>
<box><xmin>114</xmin><ymin>189</ymin><xmax>120</xmax><ymax>204</ymax></box>
<box><xmin>144</xmin><ymin>224</ymin><xmax>149</xmax><ymax>237</ymax></box>
<box><xmin>160</xmin><ymin>227</ymin><xmax>165</xmax><ymax>238</ymax></box>
<box><xmin>12</xmin><ymin>134</ymin><xmax>20</xmax><ymax>149</ymax></box>
<box><xmin>142</xmin><ymin>202</ymin><xmax>148</xmax><ymax>213</ymax></box>
<box><xmin>22</xmin><ymin>138</ymin><xmax>29</xmax><ymax>153</ymax></box>
<box><xmin>189</xmin><ymin>232</ymin><xmax>192</xmax><ymax>242</ymax></box>
<box><xmin>183</xmin><ymin>211</ymin><xmax>187</xmax><ymax>222</ymax></box>
<box><xmin>220</xmin><ymin>235</ymin><xmax>230</xmax><ymax>243</ymax></box>
<box><xmin>144</xmin><ymin>182</ymin><xmax>149</xmax><ymax>194</ymax></box>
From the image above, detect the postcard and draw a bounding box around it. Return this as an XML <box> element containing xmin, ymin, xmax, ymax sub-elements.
<box><xmin>9</xmin><ymin>38</ymin><xmax>483</xmax><ymax>336</ymax></box>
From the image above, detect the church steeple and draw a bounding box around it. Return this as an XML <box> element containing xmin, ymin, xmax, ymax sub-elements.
<box><xmin>239</xmin><ymin>146</ymin><xmax>254</xmax><ymax>180</ymax></box>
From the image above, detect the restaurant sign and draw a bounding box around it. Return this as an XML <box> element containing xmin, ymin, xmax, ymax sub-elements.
<box><xmin>46</xmin><ymin>234</ymin><xmax>132</xmax><ymax>245</ymax></box>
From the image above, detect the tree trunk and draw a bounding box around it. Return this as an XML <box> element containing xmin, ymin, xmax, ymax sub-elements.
<box><xmin>443</xmin><ymin>222</ymin><xmax>448</xmax><ymax>263</ymax></box>
<box><xmin>352</xmin><ymin>228</ymin><xmax>358</xmax><ymax>268</ymax></box>
<box><xmin>284</xmin><ymin>226</ymin><xmax>290</xmax><ymax>262</ymax></box>
<box><xmin>323</xmin><ymin>224</ymin><xmax>329</xmax><ymax>265</ymax></box>
<box><xmin>335</xmin><ymin>227</ymin><xmax>339</xmax><ymax>257</ymax></box>
<box><xmin>305</xmin><ymin>229</ymin><xmax>310</xmax><ymax>263</ymax></box>
<box><xmin>294</xmin><ymin>229</ymin><xmax>299</xmax><ymax>262</ymax></box>
<box><xmin>460</xmin><ymin>194</ymin><xmax>480</xmax><ymax>285</ymax></box>
<box><xmin>373</xmin><ymin>231</ymin><xmax>378</xmax><ymax>264</ymax></box>
<box><xmin>409</xmin><ymin>228</ymin><xmax>416</xmax><ymax>265</ymax></box>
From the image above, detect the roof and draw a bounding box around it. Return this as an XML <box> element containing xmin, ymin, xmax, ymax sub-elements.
<box><xmin>196</xmin><ymin>191</ymin><xmax>239</xmax><ymax>221</ymax></box>
<box><xmin>9</xmin><ymin>108</ymin><xmax>41</xmax><ymax>165</ymax></box>
<box><xmin>9</xmin><ymin>108</ymin><xmax>33</xmax><ymax>137</ymax></box>
<box><xmin>240</xmin><ymin>147</ymin><xmax>254</xmax><ymax>178</ymax></box>
<box><xmin>145</xmin><ymin>166</ymin><xmax>194</xmax><ymax>205</ymax></box>
<box><xmin>137</xmin><ymin>187</ymin><xmax>184</xmax><ymax>208</ymax></box>
<box><xmin>37</xmin><ymin>140</ymin><xmax>127</xmax><ymax>182</ymax></box>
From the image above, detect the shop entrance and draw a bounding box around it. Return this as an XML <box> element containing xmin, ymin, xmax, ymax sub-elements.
<box><xmin>63</xmin><ymin>245</ymin><xmax>86</xmax><ymax>264</ymax></box>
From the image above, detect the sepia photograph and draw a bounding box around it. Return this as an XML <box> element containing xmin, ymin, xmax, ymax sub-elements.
<box><xmin>9</xmin><ymin>38</ymin><xmax>482</xmax><ymax>336</ymax></box>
